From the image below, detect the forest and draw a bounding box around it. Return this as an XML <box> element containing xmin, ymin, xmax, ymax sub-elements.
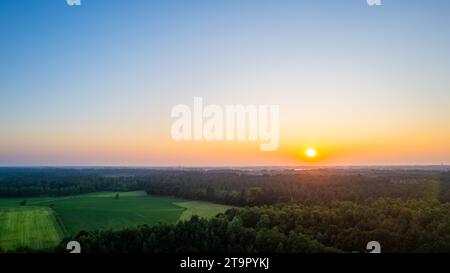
<box><xmin>56</xmin><ymin>198</ymin><xmax>450</xmax><ymax>253</ymax></box>
<box><xmin>1</xmin><ymin>167</ymin><xmax>450</xmax><ymax>253</ymax></box>
<box><xmin>1</xmin><ymin>168</ymin><xmax>445</xmax><ymax>205</ymax></box>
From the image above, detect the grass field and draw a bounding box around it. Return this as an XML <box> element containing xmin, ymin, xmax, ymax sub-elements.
<box><xmin>32</xmin><ymin>191</ymin><xmax>186</xmax><ymax>235</ymax></box>
<box><xmin>175</xmin><ymin>201</ymin><xmax>234</xmax><ymax>221</ymax></box>
<box><xmin>0</xmin><ymin>191</ymin><xmax>233</xmax><ymax>250</ymax></box>
<box><xmin>0</xmin><ymin>207</ymin><xmax>64</xmax><ymax>251</ymax></box>
<box><xmin>0</xmin><ymin>197</ymin><xmax>63</xmax><ymax>207</ymax></box>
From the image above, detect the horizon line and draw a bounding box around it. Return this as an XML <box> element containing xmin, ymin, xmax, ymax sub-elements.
<box><xmin>0</xmin><ymin>164</ymin><xmax>449</xmax><ymax>169</ymax></box>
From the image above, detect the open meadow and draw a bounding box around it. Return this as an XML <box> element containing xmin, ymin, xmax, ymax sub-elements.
<box><xmin>0</xmin><ymin>207</ymin><xmax>64</xmax><ymax>251</ymax></box>
<box><xmin>0</xmin><ymin>191</ymin><xmax>233</xmax><ymax>251</ymax></box>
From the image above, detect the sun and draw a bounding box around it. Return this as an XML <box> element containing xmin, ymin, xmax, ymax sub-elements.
<box><xmin>305</xmin><ymin>148</ymin><xmax>317</xmax><ymax>158</ymax></box>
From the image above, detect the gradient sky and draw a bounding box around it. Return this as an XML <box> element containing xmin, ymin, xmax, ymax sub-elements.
<box><xmin>1</xmin><ymin>0</ymin><xmax>450</xmax><ymax>166</ymax></box>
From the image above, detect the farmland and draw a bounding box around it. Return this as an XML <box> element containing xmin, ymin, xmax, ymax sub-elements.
<box><xmin>0</xmin><ymin>191</ymin><xmax>233</xmax><ymax>251</ymax></box>
<box><xmin>1</xmin><ymin>168</ymin><xmax>450</xmax><ymax>253</ymax></box>
<box><xmin>175</xmin><ymin>200</ymin><xmax>234</xmax><ymax>221</ymax></box>
<box><xmin>0</xmin><ymin>207</ymin><xmax>64</xmax><ymax>251</ymax></box>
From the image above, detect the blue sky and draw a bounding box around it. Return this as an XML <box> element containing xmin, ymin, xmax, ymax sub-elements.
<box><xmin>1</xmin><ymin>0</ymin><xmax>450</xmax><ymax>165</ymax></box>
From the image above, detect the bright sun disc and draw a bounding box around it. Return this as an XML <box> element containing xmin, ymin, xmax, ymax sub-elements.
<box><xmin>306</xmin><ymin>148</ymin><xmax>317</xmax><ymax>158</ymax></box>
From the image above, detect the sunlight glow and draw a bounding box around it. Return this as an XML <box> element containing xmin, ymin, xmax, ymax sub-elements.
<box><xmin>305</xmin><ymin>148</ymin><xmax>317</xmax><ymax>158</ymax></box>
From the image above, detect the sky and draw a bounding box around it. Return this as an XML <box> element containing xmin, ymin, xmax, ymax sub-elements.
<box><xmin>1</xmin><ymin>0</ymin><xmax>450</xmax><ymax>166</ymax></box>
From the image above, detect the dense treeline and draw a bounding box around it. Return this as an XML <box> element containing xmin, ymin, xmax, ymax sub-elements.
<box><xmin>0</xmin><ymin>168</ymin><xmax>447</xmax><ymax>205</ymax></box>
<box><xmin>57</xmin><ymin>215</ymin><xmax>335</xmax><ymax>253</ymax></box>
<box><xmin>57</xmin><ymin>198</ymin><xmax>450</xmax><ymax>253</ymax></box>
<box><xmin>439</xmin><ymin>171</ymin><xmax>450</xmax><ymax>203</ymax></box>
<box><xmin>0</xmin><ymin>168</ymin><xmax>140</xmax><ymax>197</ymax></box>
<box><xmin>143</xmin><ymin>170</ymin><xmax>440</xmax><ymax>206</ymax></box>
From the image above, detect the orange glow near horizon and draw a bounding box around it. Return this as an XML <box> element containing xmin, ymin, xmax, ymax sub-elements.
<box><xmin>1</xmin><ymin>124</ymin><xmax>450</xmax><ymax>166</ymax></box>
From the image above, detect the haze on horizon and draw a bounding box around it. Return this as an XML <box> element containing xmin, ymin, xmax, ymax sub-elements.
<box><xmin>1</xmin><ymin>0</ymin><xmax>450</xmax><ymax>166</ymax></box>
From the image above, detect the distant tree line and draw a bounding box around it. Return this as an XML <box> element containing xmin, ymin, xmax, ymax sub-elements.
<box><xmin>0</xmin><ymin>169</ymin><xmax>140</xmax><ymax>197</ymax></box>
<box><xmin>438</xmin><ymin>171</ymin><xmax>450</xmax><ymax>203</ymax></box>
<box><xmin>1</xmin><ymin>168</ymin><xmax>449</xmax><ymax>206</ymax></box>
<box><xmin>142</xmin><ymin>170</ymin><xmax>441</xmax><ymax>206</ymax></box>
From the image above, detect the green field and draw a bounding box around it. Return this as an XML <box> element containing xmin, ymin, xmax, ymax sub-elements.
<box><xmin>35</xmin><ymin>192</ymin><xmax>186</xmax><ymax>235</ymax></box>
<box><xmin>0</xmin><ymin>191</ymin><xmax>233</xmax><ymax>251</ymax></box>
<box><xmin>0</xmin><ymin>207</ymin><xmax>64</xmax><ymax>251</ymax></box>
<box><xmin>175</xmin><ymin>201</ymin><xmax>233</xmax><ymax>221</ymax></box>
